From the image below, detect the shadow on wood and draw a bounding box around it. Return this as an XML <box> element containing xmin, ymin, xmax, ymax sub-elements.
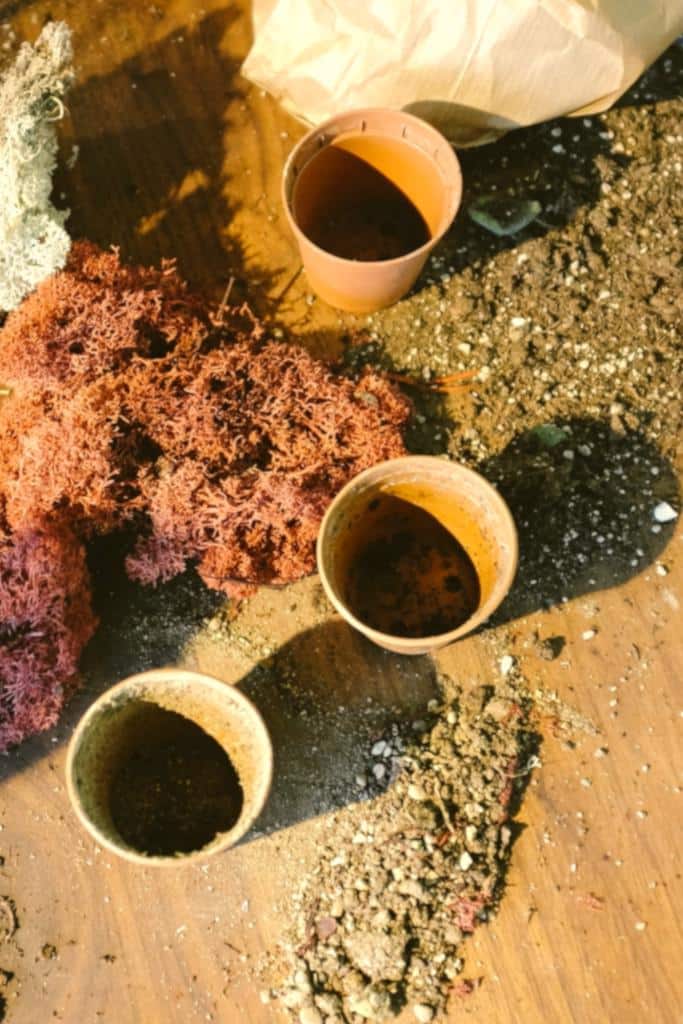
<box><xmin>480</xmin><ymin>415</ymin><xmax>679</xmax><ymax>623</ymax></box>
<box><xmin>55</xmin><ymin>6</ymin><xmax>283</xmax><ymax>299</ymax></box>
<box><xmin>237</xmin><ymin>619</ymin><xmax>441</xmax><ymax>838</ymax></box>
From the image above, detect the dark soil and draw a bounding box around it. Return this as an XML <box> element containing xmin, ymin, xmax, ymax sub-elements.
<box><xmin>109</xmin><ymin>706</ymin><xmax>243</xmax><ymax>856</ymax></box>
<box><xmin>344</xmin><ymin>495</ymin><xmax>480</xmax><ymax>636</ymax></box>
<box><xmin>294</xmin><ymin>144</ymin><xmax>431</xmax><ymax>261</ymax></box>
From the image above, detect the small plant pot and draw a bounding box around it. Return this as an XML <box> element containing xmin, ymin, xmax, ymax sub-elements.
<box><xmin>66</xmin><ymin>668</ymin><xmax>273</xmax><ymax>866</ymax></box>
<box><xmin>316</xmin><ymin>457</ymin><xmax>518</xmax><ymax>655</ymax></box>
<box><xmin>282</xmin><ymin>108</ymin><xmax>462</xmax><ymax>313</ymax></box>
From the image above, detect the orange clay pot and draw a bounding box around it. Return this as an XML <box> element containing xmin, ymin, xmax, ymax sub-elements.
<box><xmin>66</xmin><ymin>668</ymin><xmax>273</xmax><ymax>866</ymax></box>
<box><xmin>282</xmin><ymin>108</ymin><xmax>462</xmax><ymax>313</ymax></box>
<box><xmin>317</xmin><ymin>457</ymin><xmax>518</xmax><ymax>655</ymax></box>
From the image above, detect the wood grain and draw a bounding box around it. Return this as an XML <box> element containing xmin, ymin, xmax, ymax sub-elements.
<box><xmin>1</xmin><ymin>2</ymin><xmax>682</xmax><ymax>1023</ymax></box>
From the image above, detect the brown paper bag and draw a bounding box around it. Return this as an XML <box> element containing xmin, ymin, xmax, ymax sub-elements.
<box><xmin>242</xmin><ymin>0</ymin><xmax>683</xmax><ymax>146</ymax></box>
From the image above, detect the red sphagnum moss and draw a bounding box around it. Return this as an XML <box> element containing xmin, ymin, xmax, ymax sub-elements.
<box><xmin>0</xmin><ymin>241</ymin><xmax>410</xmax><ymax>748</ymax></box>
<box><xmin>0</xmin><ymin>519</ymin><xmax>96</xmax><ymax>750</ymax></box>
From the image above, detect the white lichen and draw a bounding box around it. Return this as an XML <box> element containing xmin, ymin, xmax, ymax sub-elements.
<box><xmin>0</xmin><ymin>21</ymin><xmax>74</xmax><ymax>311</ymax></box>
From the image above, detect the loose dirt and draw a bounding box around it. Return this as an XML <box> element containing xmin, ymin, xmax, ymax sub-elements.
<box><xmin>109</xmin><ymin>706</ymin><xmax>244</xmax><ymax>857</ymax></box>
<box><xmin>344</xmin><ymin>496</ymin><xmax>480</xmax><ymax>638</ymax></box>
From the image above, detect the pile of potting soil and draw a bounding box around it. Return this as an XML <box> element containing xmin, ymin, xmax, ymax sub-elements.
<box><xmin>0</xmin><ymin>241</ymin><xmax>410</xmax><ymax>750</ymax></box>
<box><xmin>276</xmin><ymin>675</ymin><xmax>535</xmax><ymax>1023</ymax></box>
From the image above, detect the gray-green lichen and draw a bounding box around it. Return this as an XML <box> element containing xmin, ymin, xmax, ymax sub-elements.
<box><xmin>0</xmin><ymin>21</ymin><xmax>74</xmax><ymax>311</ymax></box>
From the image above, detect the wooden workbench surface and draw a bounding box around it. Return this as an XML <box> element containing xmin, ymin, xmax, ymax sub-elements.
<box><xmin>0</xmin><ymin>3</ymin><xmax>681</xmax><ymax>1023</ymax></box>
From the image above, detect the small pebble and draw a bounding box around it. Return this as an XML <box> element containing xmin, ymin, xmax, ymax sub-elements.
<box><xmin>283</xmin><ymin>990</ymin><xmax>304</xmax><ymax>1009</ymax></box>
<box><xmin>413</xmin><ymin>1005</ymin><xmax>435</xmax><ymax>1023</ymax></box>
<box><xmin>459</xmin><ymin>851</ymin><xmax>474</xmax><ymax>871</ymax></box>
<box><xmin>499</xmin><ymin>655</ymin><xmax>514</xmax><ymax>676</ymax></box>
<box><xmin>294</xmin><ymin>969</ymin><xmax>311</xmax><ymax>990</ymax></box>
<box><xmin>635</xmin><ymin>921</ymin><xmax>647</xmax><ymax>932</ymax></box>
<box><xmin>656</xmin><ymin>564</ymin><xmax>668</xmax><ymax>577</ymax></box>
<box><xmin>372</xmin><ymin>763</ymin><xmax>387</xmax><ymax>782</ymax></box>
<box><xmin>371</xmin><ymin>740</ymin><xmax>387</xmax><ymax>757</ymax></box>
<box><xmin>653</xmin><ymin>501</ymin><xmax>677</xmax><ymax>523</ymax></box>
<box><xmin>408</xmin><ymin>783</ymin><xmax>427</xmax><ymax>801</ymax></box>
<box><xmin>582</xmin><ymin>629</ymin><xmax>596</xmax><ymax>640</ymax></box>
<box><xmin>299</xmin><ymin>1007</ymin><xmax>323</xmax><ymax>1024</ymax></box>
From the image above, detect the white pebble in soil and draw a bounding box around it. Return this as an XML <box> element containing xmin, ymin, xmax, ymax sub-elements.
<box><xmin>653</xmin><ymin>501</ymin><xmax>677</xmax><ymax>523</ymax></box>
<box><xmin>413</xmin><ymin>1005</ymin><xmax>435</xmax><ymax>1023</ymax></box>
<box><xmin>299</xmin><ymin>1007</ymin><xmax>323</xmax><ymax>1024</ymax></box>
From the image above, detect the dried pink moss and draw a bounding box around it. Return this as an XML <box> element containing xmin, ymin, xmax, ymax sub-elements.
<box><xmin>0</xmin><ymin>241</ymin><xmax>410</xmax><ymax>747</ymax></box>
<box><xmin>0</xmin><ymin>519</ymin><xmax>96</xmax><ymax>750</ymax></box>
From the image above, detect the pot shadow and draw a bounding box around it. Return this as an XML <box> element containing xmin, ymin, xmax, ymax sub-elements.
<box><xmin>477</xmin><ymin>415</ymin><xmax>679</xmax><ymax>624</ymax></box>
<box><xmin>234</xmin><ymin>619</ymin><xmax>441</xmax><ymax>838</ymax></box>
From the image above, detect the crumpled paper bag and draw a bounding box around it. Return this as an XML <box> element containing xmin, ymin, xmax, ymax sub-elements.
<box><xmin>242</xmin><ymin>0</ymin><xmax>683</xmax><ymax>146</ymax></box>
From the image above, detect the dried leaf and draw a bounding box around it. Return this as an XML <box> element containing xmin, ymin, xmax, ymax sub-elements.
<box><xmin>468</xmin><ymin>196</ymin><xmax>541</xmax><ymax>237</ymax></box>
<box><xmin>530</xmin><ymin>423</ymin><xmax>569</xmax><ymax>448</ymax></box>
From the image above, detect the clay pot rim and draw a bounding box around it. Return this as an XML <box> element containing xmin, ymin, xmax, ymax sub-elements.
<box><xmin>281</xmin><ymin>107</ymin><xmax>463</xmax><ymax>269</ymax></box>
<box><xmin>65</xmin><ymin>667</ymin><xmax>274</xmax><ymax>867</ymax></box>
<box><xmin>316</xmin><ymin>456</ymin><xmax>519</xmax><ymax>654</ymax></box>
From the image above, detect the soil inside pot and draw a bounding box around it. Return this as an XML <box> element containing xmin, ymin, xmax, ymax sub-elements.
<box><xmin>108</xmin><ymin>705</ymin><xmax>243</xmax><ymax>856</ymax></box>
<box><xmin>343</xmin><ymin>494</ymin><xmax>480</xmax><ymax>637</ymax></box>
<box><xmin>293</xmin><ymin>143</ymin><xmax>431</xmax><ymax>261</ymax></box>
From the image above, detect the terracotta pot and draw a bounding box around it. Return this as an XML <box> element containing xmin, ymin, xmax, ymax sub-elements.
<box><xmin>66</xmin><ymin>668</ymin><xmax>273</xmax><ymax>866</ymax></box>
<box><xmin>316</xmin><ymin>457</ymin><xmax>518</xmax><ymax>655</ymax></box>
<box><xmin>282</xmin><ymin>108</ymin><xmax>462</xmax><ymax>313</ymax></box>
